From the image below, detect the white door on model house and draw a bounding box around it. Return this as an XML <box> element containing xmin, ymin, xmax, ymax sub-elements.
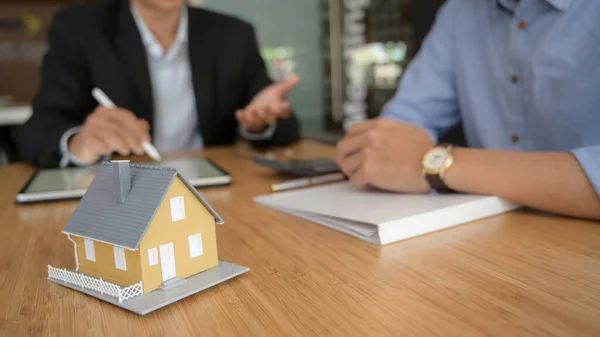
<box><xmin>160</xmin><ymin>243</ymin><xmax>176</xmax><ymax>281</ymax></box>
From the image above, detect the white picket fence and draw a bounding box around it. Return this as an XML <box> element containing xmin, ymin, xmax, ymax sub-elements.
<box><xmin>48</xmin><ymin>265</ymin><xmax>143</xmax><ymax>303</ymax></box>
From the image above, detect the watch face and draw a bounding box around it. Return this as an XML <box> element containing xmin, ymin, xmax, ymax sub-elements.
<box><xmin>423</xmin><ymin>148</ymin><xmax>450</xmax><ymax>171</ymax></box>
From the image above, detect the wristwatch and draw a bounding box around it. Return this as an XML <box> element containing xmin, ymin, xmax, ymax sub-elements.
<box><xmin>422</xmin><ymin>143</ymin><xmax>455</xmax><ymax>193</ymax></box>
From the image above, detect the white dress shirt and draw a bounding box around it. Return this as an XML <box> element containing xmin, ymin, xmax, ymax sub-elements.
<box><xmin>59</xmin><ymin>5</ymin><xmax>275</xmax><ymax>167</ymax></box>
<box><xmin>131</xmin><ymin>5</ymin><xmax>202</xmax><ymax>153</ymax></box>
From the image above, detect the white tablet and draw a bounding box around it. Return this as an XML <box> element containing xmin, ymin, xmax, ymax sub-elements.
<box><xmin>16</xmin><ymin>158</ymin><xmax>231</xmax><ymax>204</ymax></box>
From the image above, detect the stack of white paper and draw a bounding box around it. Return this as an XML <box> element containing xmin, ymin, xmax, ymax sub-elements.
<box><xmin>254</xmin><ymin>182</ymin><xmax>520</xmax><ymax>245</ymax></box>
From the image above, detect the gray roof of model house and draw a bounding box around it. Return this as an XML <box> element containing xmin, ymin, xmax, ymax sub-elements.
<box><xmin>62</xmin><ymin>161</ymin><xmax>224</xmax><ymax>250</ymax></box>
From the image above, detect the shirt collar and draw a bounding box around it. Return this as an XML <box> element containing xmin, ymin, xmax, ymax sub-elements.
<box><xmin>130</xmin><ymin>5</ymin><xmax>188</xmax><ymax>59</ymax></box>
<box><xmin>490</xmin><ymin>0</ymin><xmax>514</xmax><ymax>18</ymax></box>
<box><xmin>491</xmin><ymin>0</ymin><xmax>574</xmax><ymax>18</ymax></box>
<box><xmin>545</xmin><ymin>0</ymin><xmax>574</xmax><ymax>11</ymax></box>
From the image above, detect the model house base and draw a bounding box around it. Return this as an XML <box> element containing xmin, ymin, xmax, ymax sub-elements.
<box><xmin>48</xmin><ymin>261</ymin><xmax>249</xmax><ymax>315</ymax></box>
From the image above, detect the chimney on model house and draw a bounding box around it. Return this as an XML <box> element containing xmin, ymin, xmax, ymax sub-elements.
<box><xmin>112</xmin><ymin>160</ymin><xmax>131</xmax><ymax>204</ymax></box>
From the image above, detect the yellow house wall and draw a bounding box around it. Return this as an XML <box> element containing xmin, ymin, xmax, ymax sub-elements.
<box><xmin>139</xmin><ymin>177</ymin><xmax>219</xmax><ymax>293</ymax></box>
<box><xmin>73</xmin><ymin>236</ymin><xmax>142</xmax><ymax>287</ymax></box>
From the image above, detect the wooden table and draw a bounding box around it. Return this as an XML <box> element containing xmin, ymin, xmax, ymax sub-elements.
<box><xmin>1</xmin><ymin>141</ymin><xmax>599</xmax><ymax>337</ymax></box>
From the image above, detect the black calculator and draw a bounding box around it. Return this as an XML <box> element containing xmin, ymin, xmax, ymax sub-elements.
<box><xmin>252</xmin><ymin>157</ymin><xmax>341</xmax><ymax>177</ymax></box>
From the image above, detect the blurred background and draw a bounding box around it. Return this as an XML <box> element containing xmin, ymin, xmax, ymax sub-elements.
<box><xmin>0</xmin><ymin>0</ymin><xmax>446</xmax><ymax>165</ymax></box>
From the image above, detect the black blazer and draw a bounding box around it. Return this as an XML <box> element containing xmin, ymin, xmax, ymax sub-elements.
<box><xmin>17</xmin><ymin>0</ymin><xmax>300</xmax><ymax>167</ymax></box>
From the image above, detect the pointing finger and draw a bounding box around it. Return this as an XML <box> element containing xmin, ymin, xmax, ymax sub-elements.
<box><xmin>274</xmin><ymin>74</ymin><xmax>301</xmax><ymax>96</ymax></box>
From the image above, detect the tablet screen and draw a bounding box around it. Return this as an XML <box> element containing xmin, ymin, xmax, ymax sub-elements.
<box><xmin>18</xmin><ymin>158</ymin><xmax>230</xmax><ymax>203</ymax></box>
<box><xmin>24</xmin><ymin>166</ymin><xmax>100</xmax><ymax>193</ymax></box>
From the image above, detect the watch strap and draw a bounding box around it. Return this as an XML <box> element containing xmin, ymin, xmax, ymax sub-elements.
<box><xmin>425</xmin><ymin>174</ymin><xmax>454</xmax><ymax>193</ymax></box>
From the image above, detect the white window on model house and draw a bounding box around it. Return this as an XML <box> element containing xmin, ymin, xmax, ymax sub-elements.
<box><xmin>148</xmin><ymin>248</ymin><xmax>159</xmax><ymax>266</ymax></box>
<box><xmin>188</xmin><ymin>233</ymin><xmax>203</xmax><ymax>258</ymax></box>
<box><xmin>114</xmin><ymin>247</ymin><xmax>127</xmax><ymax>271</ymax></box>
<box><xmin>84</xmin><ymin>239</ymin><xmax>96</xmax><ymax>262</ymax></box>
<box><xmin>170</xmin><ymin>196</ymin><xmax>186</xmax><ymax>222</ymax></box>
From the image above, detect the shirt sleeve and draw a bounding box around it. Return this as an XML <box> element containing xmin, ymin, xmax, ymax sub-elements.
<box><xmin>59</xmin><ymin>126</ymin><xmax>110</xmax><ymax>168</ymax></box>
<box><xmin>238</xmin><ymin>122</ymin><xmax>278</xmax><ymax>141</ymax></box>
<box><xmin>570</xmin><ymin>145</ymin><xmax>600</xmax><ymax>197</ymax></box>
<box><xmin>380</xmin><ymin>0</ymin><xmax>461</xmax><ymax>143</ymax></box>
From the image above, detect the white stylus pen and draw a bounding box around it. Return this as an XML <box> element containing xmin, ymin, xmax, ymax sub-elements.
<box><xmin>91</xmin><ymin>88</ymin><xmax>162</xmax><ymax>162</ymax></box>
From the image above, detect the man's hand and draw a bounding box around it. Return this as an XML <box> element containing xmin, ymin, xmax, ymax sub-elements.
<box><xmin>336</xmin><ymin>119</ymin><xmax>434</xmax><ymax>193</ymax></box>
<box><xmin>236</xmin><ymin>75</ymin><xmax>300</xmax><ymax>132</ymax></box>
<box><xmin>68</xmin><ymin>106</ymin><xmax>151</xmax><ymax>164</ymax></box>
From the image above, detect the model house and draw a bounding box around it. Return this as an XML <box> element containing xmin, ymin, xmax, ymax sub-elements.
<box><xmin>60</xmin><ymin>160</ymin><xmax>224</xmax><ymax>294</ymax></box>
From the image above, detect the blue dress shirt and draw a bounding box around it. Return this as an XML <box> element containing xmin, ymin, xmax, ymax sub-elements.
<box><xmin>381</xmin><ymin>0</ymin><xmax>600</xmax><ymax>197</ymax></box>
